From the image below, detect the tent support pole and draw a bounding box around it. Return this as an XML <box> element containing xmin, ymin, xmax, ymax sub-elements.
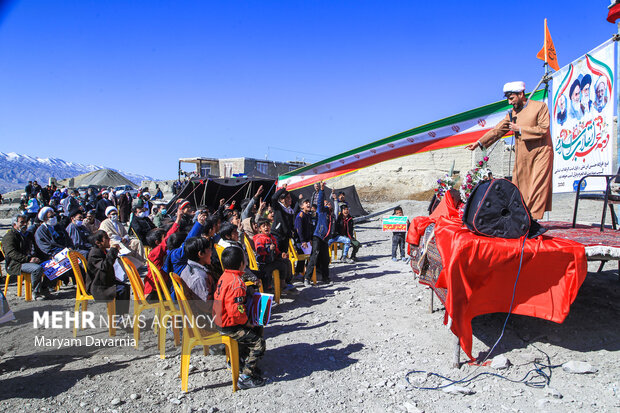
<box><xmin>201</xmin><ymin>179</ymin><xmax>208</xmax><ymax>207</ymax></box>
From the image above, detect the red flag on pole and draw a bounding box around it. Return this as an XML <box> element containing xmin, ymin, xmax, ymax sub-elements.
<box><xmin>536</xmin><ymin>19</ymin><xmax>560</xmax><ymax>71</ymax></box>
<box><xmin>608</xmin><ymin>2</ymin><xmax>620</xmax><ymax>23</ymax></box>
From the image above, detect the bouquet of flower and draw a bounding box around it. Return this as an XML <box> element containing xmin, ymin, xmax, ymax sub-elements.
<box><xmin>460</xmin><ymin>155</ymin><xmax>492</xmax><ymax>202</ymax></box>
<box><xmin>434</xmin><ymin>174</ymin><xmax>457</xmax><ymax>199</ymax></box>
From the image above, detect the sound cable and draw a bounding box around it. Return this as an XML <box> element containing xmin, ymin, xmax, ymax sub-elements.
<box><xmin>405</xmin><ymin>236</ymin><xmax>558</xmax><ymax>390</ymax></box>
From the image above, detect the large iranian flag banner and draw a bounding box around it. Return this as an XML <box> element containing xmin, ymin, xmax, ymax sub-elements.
<box><xmin>278</xmin><ymin>90</ymin><xmax>546</xmax><ymax>190</ymax></box>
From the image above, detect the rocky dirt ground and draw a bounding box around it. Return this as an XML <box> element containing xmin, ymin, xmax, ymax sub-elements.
<box><xmin>0</xmin><ymin>194</ymin><xmax>619</xmax><ymax>412</ymax></box>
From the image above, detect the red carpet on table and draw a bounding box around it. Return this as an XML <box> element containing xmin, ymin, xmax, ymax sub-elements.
<box><xmin>541</xmin><ymin>221</ymin><xmax>620</xmax><ymax>248</ymax></box>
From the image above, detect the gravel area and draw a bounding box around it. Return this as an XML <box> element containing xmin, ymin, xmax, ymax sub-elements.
<box><xmin>0</xmin><ymin>193</ymin><xmax>618</xmax><ymax>412</ymax></box>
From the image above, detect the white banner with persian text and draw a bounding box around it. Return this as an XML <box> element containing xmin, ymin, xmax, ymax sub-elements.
<box><xmin>550</xmin><ymin>39</ymin><xmax>615</xmax><ymax>193</ymax></box>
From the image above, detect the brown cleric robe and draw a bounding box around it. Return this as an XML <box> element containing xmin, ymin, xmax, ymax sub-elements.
<box><xmin>479</xmin><ymin>99</ymin><xmax>553</xmax><ymax>220</ymax></box>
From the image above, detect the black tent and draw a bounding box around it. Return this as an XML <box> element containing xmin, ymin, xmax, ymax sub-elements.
<box><xmin>166</xmin><ymin>176</ymin><xmax>276</xmax><ymax>213</ymax></box>
<box><xmin>167</xmin><ymin>176</ymin><xmax>368</xmax><ymax>218</ymax></box>
<box><xmin>289</xmin><ymin>184</ymin><xmax>368</xmax><ymax>217</ymax></box>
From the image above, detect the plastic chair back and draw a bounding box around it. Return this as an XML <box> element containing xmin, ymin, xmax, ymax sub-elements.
<box><xmin>243</xmin><ymin>236</ymin><xmax>259</xmax><ymax>271</ymax></box>
<box><xmin>214</xmin><ymin>243</ymin><xmax>225</xmax><ymax>263</ymax></box>
<box><xmin>120</xmin><ymin>256</ymin><xmax>148</xmax><ymax>305</ymax></box>
<box><xmin>67</xmin><ymin>250</ymin><xmax>90</xmax><ymax>299</ymax></box>
<box><xmin>146</xmin><ymin>259</ymin><xmax>172</xmax><ymax>302</ymax></box>
<box><xmin>170</xmin><ymin>273</ymin><xmax>203</xmax><ymax>340</ymax></box>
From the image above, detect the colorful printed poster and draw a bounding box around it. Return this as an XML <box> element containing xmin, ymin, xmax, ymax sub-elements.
<box><xmin>550</xmin><ymin>39</ymin><xmax>616</xmax><ymax>192</ymax></box>
<box><xmin>42</xmin><ymin>248</ymin><xmax>72</xmax><ymax>281</ymax></box>
<box><xmin>248</xmin><ymin>292</ymin><xmax>273</xmax><ymax>326</ymax></box>
<box><xmin>382</xmin><ymin>216</ymin><xmax>409</xmax><ymax>232</ymax></box>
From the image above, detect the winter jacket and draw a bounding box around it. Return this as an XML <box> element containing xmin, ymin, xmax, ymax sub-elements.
<box><xmin>129</xmin><ymin>215</ymin><xmax>156</xmax><ymax>245</ymax></box>
<box><xmin>65</xmin><ymin>222</ymin><xmax>93</xmax><ymax>255</ymax></box>
<box><xmin>2</xmin><ymin>228</ymin><xmax>36</xmax><ymax>276</ymax></box>
<box><xmin>162</xmin><ymin>220</ymin><xmax>203</xmax><ymax>275</ymax></box>
<box><xmin>336</xmin><ymin>213</ymin><xmax>355</xmax><ymax>238</ymax></box>
<box><xmin>294</xmin><ymin>211</ymin><xmax>314</xmax><ymax>243</ymax></box>
<box><xmin>270</xmin><ymin>187</ymin><xmax>294</xmax><ymax>242</ymax></box>
<box><xmin>213</xmin><ymin>269</ymin><xmax>248</xmax><ymax>328</ymax></box>
<box><xmin>86</xmin><ymin>246</ymin><xmax>119</xmax><ymax>301</ymax></box>
<box><xmin>312</xmin><ymin>190</ymin><xmax>335</xmax><ymax>241</ymax></box>
<box><xmin>95</xmin><ymin>198</ymin><xmax>113</xmax><ymax>222</ymax></box>
<box><xmin>35</xmin><ymin>223</ymin><xmax>74</xmax><ymax>260</ymax></box>
<box><xmin>253</xmin><ymin>233</ymin><xmax>280</xmax><ymax>264</ymax></box>
<box><xmin>144</xmin><ymin>222</ymin><xmax>179</xmax><ymax>296</ymax></box>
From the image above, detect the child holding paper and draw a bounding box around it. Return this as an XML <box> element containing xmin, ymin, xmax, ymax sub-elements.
<box><xmin>214</xmin><ymin>246</ymin><xmax>266</xmax><ymax>389</ymax></box>
<box><xmin>86</xmin><ymin>230</ymin><xmax>131</xmax><ymax>315</ymax></box>
<box><xmin>391</xmin><ymin>206</ymin><xmax>410</xmax><ymax>262</ymax></box>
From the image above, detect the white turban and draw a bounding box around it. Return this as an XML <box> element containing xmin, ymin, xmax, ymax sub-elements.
<box><xmin>105</xmin><ymin>206</ymin><xmax>118</xmax><ymax>216</ymax></box>
<box><xmin>143</xmin><ymin>192</ymin><xmax>151</xmax><ymax>198</ymax></box>
<box><xmin>38</xmin><ymin>206</ymin><xmax>54</xmax><ymax>221</ymax></box>
<box><xmin>503</xmin><ymin>81</ymin><xmax>526</xmax><ymax>95</ymax></box>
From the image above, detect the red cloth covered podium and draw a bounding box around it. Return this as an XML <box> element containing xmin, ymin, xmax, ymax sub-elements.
<box><xmin>408</xmin><ymin>194</ymin><xmax>587</xmax><ymax>360</ymax></box>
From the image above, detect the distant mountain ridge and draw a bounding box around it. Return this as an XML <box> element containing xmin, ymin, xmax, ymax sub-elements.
<box><xmin>0</xmin><ymin>152</ymin><xmax>153</xmax><ymax>193</ymax></box>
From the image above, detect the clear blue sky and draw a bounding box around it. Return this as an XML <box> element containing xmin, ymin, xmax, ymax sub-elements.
<box><xmin>0</xmin><ymin>0</ymin><xmax>616</xmax><ymax>179</ymax></box>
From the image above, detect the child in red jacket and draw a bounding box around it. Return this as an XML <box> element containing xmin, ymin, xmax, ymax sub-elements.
<box><xmin>213</xmin><ymin>246</ymin><xmax>266</xmax><ymax>389</ymax></box>
<box><xmin>252</xmin><ymin>218</ymin><xmax>295</xmax><ymax>293</ymax></box>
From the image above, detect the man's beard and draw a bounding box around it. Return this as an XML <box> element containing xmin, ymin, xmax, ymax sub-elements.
<box><xmin>595</xmin><ymin>95</ymin><xmax>604</xmax><ymax>106</ymax></box>
<box><xmin>512</xmin><ymin>98</ymin><xmax>525</xmax><ymax>110</ymax></box>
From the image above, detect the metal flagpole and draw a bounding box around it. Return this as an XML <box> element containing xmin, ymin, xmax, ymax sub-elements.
<box><xmin>615</xmin><ymin>21</ymin><xmax>620</xmax><ymax>222</ymax></box>
<box><xmin>616</xmin><ymin>21</ymin><xmax>620</xmax><ymax>175</ymax></box>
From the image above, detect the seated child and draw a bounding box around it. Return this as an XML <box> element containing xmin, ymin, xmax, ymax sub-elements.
<box><xmin>218</xmin><ymin>222</ymin><xmax>261</xmax><ymax>287</ymax></box>
<box><xmin>86</xmin><ymin>230</ymin><xmax>131</xmax><ymax>315</ymax></box>
<box><xmin>214</xmin><ymin>246</ymin><xmax>266</xmax><ymax>389</ymax></box>
<box><xmin>144</xmin><ymin>208</ymin><xmax>183</xmax><ymax>302</ymax></box>
<box><xmin>180</xmin><ymin>237</ymin><xmax>216</xmax><ymax>320</ymax></box>
<box><xmin>330</xmin><ymin>204</ymin><xmax>361</xmax><ymax>262</ymax></box>
<box><xmin>252</xmin><ymin>218</ymin><xmax>295</xmax><ymax>293</ymax></box>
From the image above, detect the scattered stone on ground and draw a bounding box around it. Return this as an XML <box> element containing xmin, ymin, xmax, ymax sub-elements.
<box><xmin>562</xmin><ymin>360</ymin><xmax>599</xmax><ymax>374</ymax></box>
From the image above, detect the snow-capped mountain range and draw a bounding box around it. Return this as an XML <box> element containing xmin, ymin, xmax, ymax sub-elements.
<box><xmin>0</xmin><ymin>152</ymin><xmax>153</xmax><ymax>193</ymax></box>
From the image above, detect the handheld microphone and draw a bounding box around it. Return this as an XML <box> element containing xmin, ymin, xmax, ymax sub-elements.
<box><xmin>508</xmin><ymin>109</ymin><xmax>519</xmax><ymax>138</ymax></box>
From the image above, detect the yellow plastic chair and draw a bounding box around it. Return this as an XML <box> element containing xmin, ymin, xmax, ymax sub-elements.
<box><xmin>67</xmin><ymin>250</ymin><xmax>116</xmax><ymax>337</ymax></box>
<box><xmin>329</xmin><ymin>242</ymin><xmax>344</xmax><ymax>260</ymax></box>
<box><xmin>287</xmin><ymin>239</ymin><xmax>316</xmax><ymax>285</ymax></box>
<box><xmin>214</xmin><ymin>243</ymin><xmax>225</xmax><ymax>262</ymax></box>
<box><xmin>0</xmin><ymin>241</ymin><xmax>4</xmax><ymax>283</ymax></box>
<box><xmin>0</xmin><ymin>241</ymin><xmax>32</xmax><ymax>301</ymax></box>
<box><xmin>146</xmin><ymin>259</ymin><xmax>181</xmax><ymax>358</ymax></box>
<box><xmin>120</xmin><ymin>256</ymin><xmax>161</xmax><ymax>348</ymax></box>
<box><xmin>242</xmin><ymin>236</ymin><xmax>259</xmax><ymax>271</ymax></box>
<box><xmin>169</xmin><ymin>273</ymin><xmax>239</xmax><ymax>393</ymax></box>
<box><xmin>330</xmin><ymin>230</ymin><xmax>358</xmax><ymax>260</ymax></box>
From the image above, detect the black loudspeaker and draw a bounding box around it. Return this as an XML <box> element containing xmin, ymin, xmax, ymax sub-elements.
<box><xmin>462</xmin><ymin>178</ymin><xmax>546</xmax><ymax>239</ymax></box>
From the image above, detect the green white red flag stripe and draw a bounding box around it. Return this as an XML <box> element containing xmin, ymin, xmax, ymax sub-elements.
<box><xmin>278</xmin><ymin>90</ymin><xmax>547</xmax><ymax>190</ymax></box>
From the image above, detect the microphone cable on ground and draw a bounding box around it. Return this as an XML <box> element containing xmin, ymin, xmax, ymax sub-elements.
<box><xmin>405</xmin><ymin>235</ymin><xmax>560</xmax><ymax>390</ymax></box>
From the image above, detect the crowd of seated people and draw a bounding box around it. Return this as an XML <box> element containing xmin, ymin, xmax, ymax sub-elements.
<box><xmin>3</xmin><ymin>180</ymin><xmax>362</xmax><ymax>390</ymax></box>
<box><xmin>5</xmin><ymin>184</ymin><xmax>167</xmax><ymax>300</ymax></box>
